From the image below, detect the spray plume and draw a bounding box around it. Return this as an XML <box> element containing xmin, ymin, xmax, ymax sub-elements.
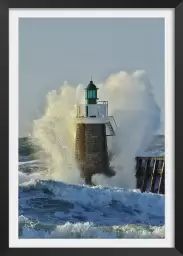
<box><xmin>32</xmin><ymin>70</ymin><xmax>160</xmax><ymax>189</ymax></box>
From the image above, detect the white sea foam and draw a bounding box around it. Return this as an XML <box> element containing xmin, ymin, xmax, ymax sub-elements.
<box><xmin>19</xmin><ymin>218</ymin><xmax>165</xmax><ymax>239</ymax></box>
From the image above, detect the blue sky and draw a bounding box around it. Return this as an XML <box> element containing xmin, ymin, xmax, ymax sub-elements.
<box><xmin>19</xmin><ymin>18</ymin><xmax>164</xmax><ymax>137</ymax></box>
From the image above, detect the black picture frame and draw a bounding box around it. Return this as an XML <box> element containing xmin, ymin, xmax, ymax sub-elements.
<box><xmin>0</xmin><ymin>1</ymin><xmax>182</xmax><ymax>255</ymax></box>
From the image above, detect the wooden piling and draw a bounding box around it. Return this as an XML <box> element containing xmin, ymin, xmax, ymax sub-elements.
<box><xmin>148</xmin><ymin>159</ymin><xmax>156</xmax><ymax>193</ymax></box>
<box><xmin>159</xmin><ymin>163</ymin><xmax>165</xmax><ymax>194</ymax></box>
<box><xmin>141</xmin><ymin>158</ymin><xmax>148</xmax><ymax>192</ymax></box>
<box><xmin>156</xmin><ymin>161</ymin><xmax>164</xmax><ymax>194</ymax></box>
<box><xmin>142</xmin><ymin>158</ymin><xmax>151</xmax><ymax>193</ymax></box>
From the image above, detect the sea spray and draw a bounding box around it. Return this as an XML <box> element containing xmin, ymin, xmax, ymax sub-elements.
<box><xmin>93</xmin><ymin>70</ymin><xmax>160</xmax><ymax>187</ymax></box>
<box><xmin>32</xmin><ymin>84</ymin><xmax>83</xmax><ymax>184</ymax></box>
<box><xmin>32</xmin><ymin>70</ymin><xmax>160</xmax><ymax>188</ymax></box>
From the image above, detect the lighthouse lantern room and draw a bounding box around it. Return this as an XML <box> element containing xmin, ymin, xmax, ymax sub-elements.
<box><xmin>85</xmin><ymin>79</ymin><xmax>98</xmax><ymax>105</ymax></box>
<box><xmin>75</xmin><ymin>79</ymin><xmax>117</xmax><ymax>185</ymax></box>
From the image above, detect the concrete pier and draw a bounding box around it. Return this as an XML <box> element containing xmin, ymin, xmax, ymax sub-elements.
<box><xmin>136</xmin><ymin>157</ymin><xmax>165</xmax><ymax>194</ymax></box>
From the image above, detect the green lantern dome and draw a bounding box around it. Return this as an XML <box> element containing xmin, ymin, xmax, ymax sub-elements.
<box><xmin>85</xmin><ymin>79</ymin><xmax>98</xmax><ymax>104</ymax></box>
<box><xmin>87</xmin><ymin>80</ymin><xmax>97</xmax><ymax>90</ymax></box>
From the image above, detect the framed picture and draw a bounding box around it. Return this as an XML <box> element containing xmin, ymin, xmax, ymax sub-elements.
<box><xmin>1</xmin><ymin>2</ymin><xmax>181</xmax><ymax>256</ymax></box>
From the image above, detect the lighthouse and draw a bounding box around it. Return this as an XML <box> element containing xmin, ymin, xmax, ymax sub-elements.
<box><xmin>75</xmin><ymin>79</ymin><xmax>117</xmax><ymax>185</ymax></box>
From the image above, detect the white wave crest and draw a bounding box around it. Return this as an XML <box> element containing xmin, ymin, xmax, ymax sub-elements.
<box><xmin>19</xmin><ymin>219</ymin><xmax>165</xmax><ymax>239</ymax></box>
<box><xmin>19</xmin><ymin>178</ymin><xmax>164</xmax><ymax>221</ymax></box>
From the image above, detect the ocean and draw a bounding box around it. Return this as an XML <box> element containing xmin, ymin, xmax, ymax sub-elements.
<box><xmin>19</xmin><ymin>136</ymin><xmax>165</xmax><ymax>239</ymax></box>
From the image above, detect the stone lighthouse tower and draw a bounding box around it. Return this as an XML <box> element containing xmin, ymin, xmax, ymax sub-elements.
<box><xmin>75</xmin><ymin>79</ymin><xmax>116</xmax><ymax>185</ymax></box>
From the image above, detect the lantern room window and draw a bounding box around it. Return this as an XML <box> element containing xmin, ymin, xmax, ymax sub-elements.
<box><xmin>87</xmin><ymin>90</ymin><xmax>96</xmax><ymax>99</ymax></box>
<box><xmin>93</xmin><ymin>90</ymin><xmax>96</xmax><ymax>98</ymax></box>
<box><xmin>88</xmin><ymin>90</ymin><xmax>91</xmax><ymax>99</ymax></box>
